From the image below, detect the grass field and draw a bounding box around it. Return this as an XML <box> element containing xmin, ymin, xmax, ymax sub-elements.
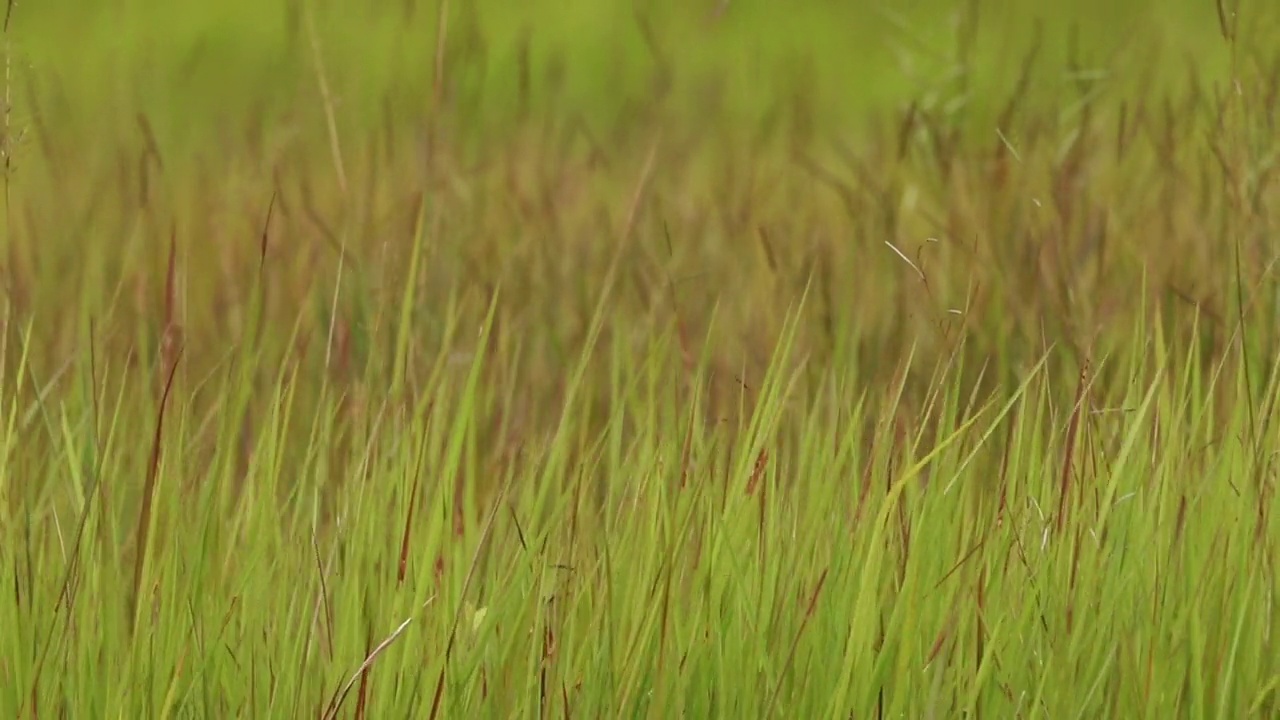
<box><xmin>2</xmin><ymin>0</ymin><xmax>1279</xmax><ymax>716</ymax></box>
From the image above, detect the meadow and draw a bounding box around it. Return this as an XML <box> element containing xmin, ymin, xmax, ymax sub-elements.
<box><xmin>1</xmin><ymin>0</ymin><xmax>1279</xmax><ymax>716</ymax></box>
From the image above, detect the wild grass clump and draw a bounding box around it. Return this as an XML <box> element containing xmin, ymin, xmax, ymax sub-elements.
<box><xmin>1</xmin><ymin>1</ymin><xmax>1279</xmax><ymax>717</ymax></box>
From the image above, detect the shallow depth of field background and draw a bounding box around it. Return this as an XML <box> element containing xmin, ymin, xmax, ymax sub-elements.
<box><xmin>13</xmin><ymin>0</ymin><xmax>1253</xmax><ymax>153</ymax></box>
<box><xmin>2</xmin><ymin>0</ymin><xmax>1279</xmax><ymax>717</ymax></box>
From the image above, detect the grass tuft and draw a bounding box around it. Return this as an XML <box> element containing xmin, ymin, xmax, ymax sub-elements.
<box><xmin>1</xmin><ymin>0</ymin><xmax>1279</xmax><ymax>717</ymax></box>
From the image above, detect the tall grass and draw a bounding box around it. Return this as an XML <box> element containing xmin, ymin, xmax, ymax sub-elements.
<box><xmin>1</xmin><ymin>0</ymin><xmax>1278</xmax><ymax>717</ymax></box>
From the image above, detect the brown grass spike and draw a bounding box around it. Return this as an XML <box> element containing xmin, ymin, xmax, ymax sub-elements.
<box><xmin>1057</xmin><ymin>360</ymin><xmax>1089</xmax><ymax>534</ymax></box>
<box><xmin>354</xmin><ymin>627</ymin><xmax>373</xmax><ymax>720</ymax></box>
<box><xmin>426</xmin><ymin>491</ymin><xmax>507</xmax><ymax>720</ymax></box>
<box><xmin>398</xmin><ymin>403</ymin><xmax>435</xmax><ymax>584</ymax></box>
<box><xmin>131</xmin><ymin>342</ymin><xmax>183</xmax><ymax>634</ymax></box>
<box><xmin>763</xmin><ymin>567</ymin><xmax>829</xmax><ymax>718</ymax></box>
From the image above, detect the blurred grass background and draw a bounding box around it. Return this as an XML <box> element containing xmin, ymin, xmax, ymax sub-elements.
<box><xmin>13</xmin><ymin>0</ymin><xmax>1254</xmax><ymax>154</ymax></box>
<box><xmin>3</xmin><ymin>0</ymin><xmax>1277</xmax><ymax>426</ymax></box>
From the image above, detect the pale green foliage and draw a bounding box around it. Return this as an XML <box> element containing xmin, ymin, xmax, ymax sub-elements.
<box><xmin>1</xmin><ymin>1</ymin><xmax>1279</xmax><ymax>717</ymax></box>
